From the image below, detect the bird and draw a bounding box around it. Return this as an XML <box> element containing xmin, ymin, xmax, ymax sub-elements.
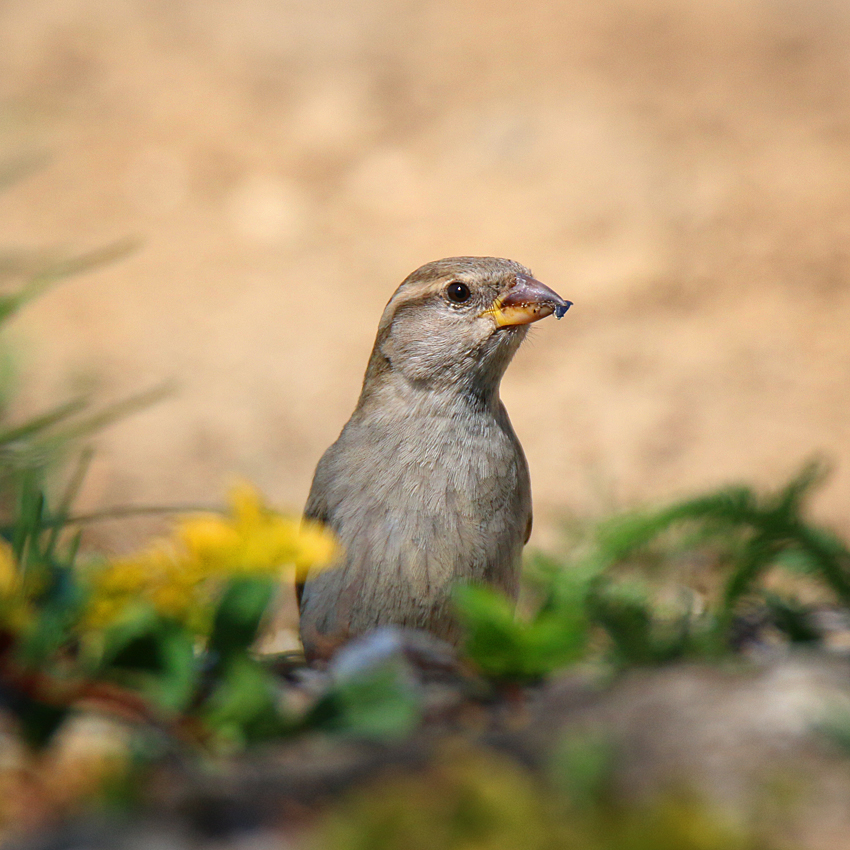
<box><xmin>297</xmin><ymin>257</ymin><xmax>571</xmax><ymax>660</ymax></box>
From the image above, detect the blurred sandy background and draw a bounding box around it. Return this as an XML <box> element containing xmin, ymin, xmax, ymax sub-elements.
<box><xmin>1</xmin><ymin>0</ymin><xmax>850</xmax><ymax>551</ymax></box>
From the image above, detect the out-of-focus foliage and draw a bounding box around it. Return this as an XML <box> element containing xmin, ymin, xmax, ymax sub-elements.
<box><xmin>85</xmin><ymin>489</ymin><xmax>338</xmax><ymax>750</ymax></box>
<box><xmin>453</xmin><ymin>558</ymin><xmax>592</xmax><ymax>682</ymax></box>
<box><xmin>312</xmin><ymin>743</ymin><xmax>775</xmax><ymax>850</ymax></box>
<box><xmin>0</xmin><ymin>472</ymin><xmax>337</xmax><ymax>750</ymax></box>
<box><xmin>316</xmin><ymin>651</ymin><xmax>423</xmax><ymax>740</ymax></box>
<box><xmin>456</xmin><ymin>461</ymin><xmax>850</xmax><ymax>680</ymax></box>
<box><xmin>0</xmin><ymin>167</ymin><xmax>340</xmax><ymax>756</ymax></box>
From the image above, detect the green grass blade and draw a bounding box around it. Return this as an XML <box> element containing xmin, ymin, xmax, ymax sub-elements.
<box><xmin>0</xmin><ymin>397</ymin><xmax>89</xmax><ymax>446</ymax></box>
<box><xmin>0</xmin><ymin>238</ymin><xmax>139</xmax><ymax>325</ymax></box>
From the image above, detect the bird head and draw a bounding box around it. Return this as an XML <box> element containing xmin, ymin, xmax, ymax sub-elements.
<box><xmin>362</xmin><ymin>257</ymin><xmax>571</xmax><ymax>402</ymax></box>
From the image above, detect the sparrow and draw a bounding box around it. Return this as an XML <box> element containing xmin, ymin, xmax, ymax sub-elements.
<box><xmin>298</xmin><ymin>257</ymin><xmax>571</xmax><ymax>660</ymax></box>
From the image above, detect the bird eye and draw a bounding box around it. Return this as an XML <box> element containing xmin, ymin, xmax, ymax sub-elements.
<box><xmin>446</xmin><ymin>281</ymin><xmax>471</xmax><ymax>304</ymax></box>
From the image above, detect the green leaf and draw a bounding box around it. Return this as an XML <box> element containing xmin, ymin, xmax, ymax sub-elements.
<box><xmin>102</xmin><ymin>606</ymin><xmax>171</xmax><ymax>672</ymax></box>
<box><xmin>455</xmin><ymin>578</ymin><xmax>590</xmax><ymax>683</ymax></box>
<box><xmin>100</xmin><ymin>607</ymin><xmax>198</xmax><ymax>712</ymax></box>
<box><xmin>589</xmin><ymin>582</ymin><xmax>654</xmax><ymax>665</ymax></box>
<box><xmin>15</xmin><ymin>567</ymin><xmax>86</xmax><ymax>666</ymax></box>
<box><xmin>208</xmin><ymin>577</ymin><xmax>275</xmax><ymax>661</ymax></box>
<box><xmin>13</xmin><ymin>698</ymin><xmax>70</xmax><ymax>750</ymax></box>
<box><xmin>331</xmin><ymin>659</ymin><xmax>422</xmax><ymax>740</ymax></box>
<box><xmin>763</xmin><ymin>592</ymin><xmax>821</xmax><ymax>644</ymax></box>
<box><xmin>200</xmin><ymin>656</ymin><xmax>285</xmax><ymax>745</ymax></box>
<box><xmin>454</xmin><ymin>584</ymin><xmax>528</xmax><ymax>679</ymax></box>
<box><xmin>153</xmin><ymin>625</ymin><xmax>200</xmax><ymax>712</ymax></box>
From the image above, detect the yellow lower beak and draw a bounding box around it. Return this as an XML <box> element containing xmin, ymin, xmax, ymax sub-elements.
<box><xmin>484</xmin><ymin>274</ymin><xmax>572</xmax><ymax>327</ymax></box>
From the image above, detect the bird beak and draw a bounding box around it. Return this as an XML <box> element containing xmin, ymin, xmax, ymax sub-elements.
<box><xmin>484</xmin><ymin>274</ymin><xmax>573</xmax><ymax>327</ymax></box>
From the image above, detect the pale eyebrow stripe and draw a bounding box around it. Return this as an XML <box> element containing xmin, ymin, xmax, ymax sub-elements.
<box><xmin>389</xmin><ymin>279</ymin><xmax>444</xmax><ymax>309</ymax></box>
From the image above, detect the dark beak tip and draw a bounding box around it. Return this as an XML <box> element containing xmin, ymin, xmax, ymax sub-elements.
<box><xmin>553</xmin><ymin>301</ymin><xmax>572</xmax><ymax>319</ymax></box>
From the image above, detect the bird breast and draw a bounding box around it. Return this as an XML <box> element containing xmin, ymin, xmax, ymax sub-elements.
<box><xmin>300</xmin><ymin>399</ymin><xmax>530</xmax><ymax>642</ymax></box>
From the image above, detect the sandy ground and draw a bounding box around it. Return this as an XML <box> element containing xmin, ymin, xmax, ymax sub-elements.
<box><xmin>1</xmin><ymin>0</ymin><xmax>850</xmax><ymax>560</ymax></box>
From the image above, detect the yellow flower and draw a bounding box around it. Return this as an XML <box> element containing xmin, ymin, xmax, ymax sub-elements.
<box><xmin>0</xmin><ymin>540</ymin><xmax>34</xmax><ymax>631</ymax></box>
<box><xmin>0</xmin><ymin>540</ymin><xmax>18</xmax><ymax>596</ymax></box>
<box><xmin>177</xmin><ymin>516</ymin><xmax>242</xmax><ymax>562</ymax></box>
<box><xmin>230</xmin><ymin>481</ymin><xmax>264</xmax><ymax>530</ymax></box>
<box><xmin>84</xmin><ymin>481</ymin><xmax>338</xmax><ymax>632</ymax></box>
<box><xmin>295</xmin><ymin>518</ymin><xmax>339</xmax><ymax>583</ymax></box>
<box><xmin>179</xmin><ymin>481</ymin><xmax>339</xmax><ymax>576</ymax></box>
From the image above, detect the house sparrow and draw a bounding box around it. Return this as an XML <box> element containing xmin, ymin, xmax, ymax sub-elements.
<box><xmin>298</xmin><ymin>257</ymin><xmax>571</xmax><ymax>660</ymax></box>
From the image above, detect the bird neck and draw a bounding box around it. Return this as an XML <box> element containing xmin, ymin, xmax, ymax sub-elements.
<box><xmin>357</xmin><ymin>348</ymin><xmax>503</xmax><ymax>418</ymax></box>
